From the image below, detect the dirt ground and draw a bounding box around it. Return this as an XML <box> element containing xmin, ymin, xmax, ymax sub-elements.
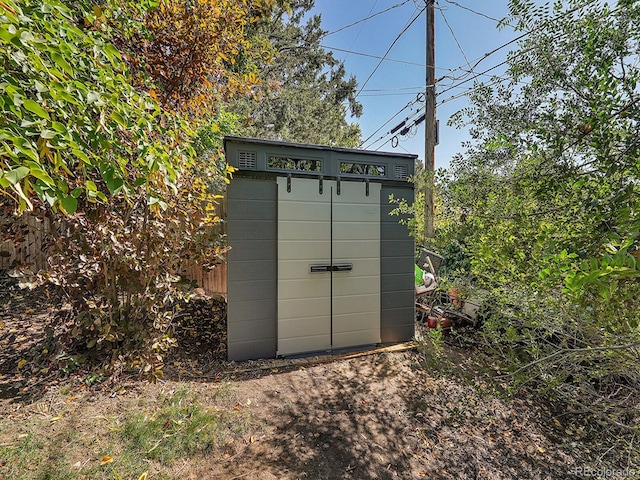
<box><xmin>0</xmin><ymin>274</ymin><xmax>598</xmax><ymax>479</ymax></box>
<box><xmin>193</xmin><ymin>351</ymin><xmax>587</xmax><ymax>480</ymax></box>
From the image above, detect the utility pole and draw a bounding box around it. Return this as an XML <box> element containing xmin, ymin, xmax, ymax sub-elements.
<box><xmin>424</xmin><ymin>0</ymin><xmax>436</xmax><ymax>242</ymax></box>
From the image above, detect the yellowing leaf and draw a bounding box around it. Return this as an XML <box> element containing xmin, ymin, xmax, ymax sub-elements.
<box><xmin>138</xmin><ymin>472</ymin><xmax>148</xmax><ymax>480</ymax></box>
<box><xmin>51</xmin><ymin>414</ymin><xmax>64</xmax><ymax>422</ymax></box>
<box><xmin>17</xmin><ymin>359</ymin><xmax>28</xmax><ymax>369</ymax></box>
<box><xmin>101</xmin><ymin>455</ymin><xmax>114</xmax><ymax>465</ymax></box>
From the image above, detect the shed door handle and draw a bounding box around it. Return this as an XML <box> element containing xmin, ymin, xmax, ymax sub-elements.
<box><xmin>332</xmin><ymin>264</ymin><xmax>353</xmax><ymax>272</ymax></box>
<box><xmin>310</xmin><ymin>264</ymin><xmax>353</xmax><ymax>273</ymax></box>
<box><xmin>310</xmin><ymin>265</ymin><xmax>331</xmax><ymax>273</ymax></box>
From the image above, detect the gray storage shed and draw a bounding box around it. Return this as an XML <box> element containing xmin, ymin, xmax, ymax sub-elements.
<box><xmin>224</xmin><ymin>136</ymin><xmax>416</xmax><ymax>361</ymax></box>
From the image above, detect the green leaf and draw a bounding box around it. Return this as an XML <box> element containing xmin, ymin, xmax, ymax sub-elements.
<box><xmin>110</xmin><ymin>110</ymin><xmax>127</xmax><ymax>128</ymax></box>
<box><xmin>0</xmin><ymin>27</ymin><xmax>15</xmax><ymax>43</ymax></box>
<box><xmin>51</xmin><ymin>121</ymin><xmax>67</xmax><ymax>133</ymax></box>
<box><xmin>23</xmin><ymin>99</ymin><xmax>50</xmax><ymax>120</ymax></box>
<box><xmin>60</xmin><ymin>195</ymin><xmax>78</xmax><ymax>214</ymax></box>
<box><xmin>102</xmin><ymin>43</ymin><xmax>121</xmax><ymax>65</ymax></box>
<box><xmin>106</xmin><ymin>177</ymin><xmax>123</xmax><ymax>195</ymax></box>
<box><xmin>2</xmin><ymin>166</ymin><xmax>30</xmax><ymax>185</ymax></box>
<box><xmin>51</xmin><ymin>52</ymin><xmax>74</xmax><ymax>78</ymax></box>
<box><xmin>28</xmin><ymin>166</ymin><xmax>55</xmax><ymax>186</ymax></box>
<box><xmin>72</xmin><ymin>149</ymin><xmax>91</xmax><ymax>164</ymax></box>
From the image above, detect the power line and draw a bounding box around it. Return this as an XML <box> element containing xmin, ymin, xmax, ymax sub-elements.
<box><xmin>364</xmin><ymin>0</ymin><xmax>605</xmax><ymax>141</ymax></box>
<box><xmin>355</xmin><ymin>6</ymin><xmax>426</xmax><ymax>98</ymax></box>
<box><xmin>359</xmin><ymin>0</ymin><xmax>606</xmax><ymax>151</ymax></box>
<box><xmin>359</xmin><ymin>93</ymin><xmax>426</xmax><ymax>147</ymax></box>
<box><xmin>359</xmin><ymin>91</ymin><xmax>424</xmax><ymax>97</ymax></box>
<box><xmin>436</xmin><ymin>1</ymin><xmax>616</xmax><ymax>99</ymax></box>
<box><xmin>365</xmin><ymin>107</ymin><xmax>425</xmax><ymax>150</ymax></box>
<box><xmin>322</xmin><ymin>43</ymin><xmax>511</xmax><ymax>87</ymax></box>
<box><xmin>320</xmin><ymin>44</ymin><xmax>426</xmax><ymax>68</ymax></box>
<box><xmin>322</xmin><ymin>0</ymin><xmax>412</xmax><ymax>38</ymax></box>
<box><xmin>438</xmin><ymin>6</ymin><xmax>473</xmax><ymax>77</ymax></box>
<box><xmin>367</xmin><ymin>73</ymin><xmax>525</xmax><ymax>151</ymax></box>
<box><xmin>426</xmin><ymin>0</ymin><xmax>603</xmax><ymax>95</ymax></box>
<box><xmin>442</xmin><ymin>0</ymin><xmax>504</xmax><ymax>24</ymax></box>
<box><xmin>341</xmin><ymin>0</ymin><xmax>379</xmax><ymax>62</ymax></box>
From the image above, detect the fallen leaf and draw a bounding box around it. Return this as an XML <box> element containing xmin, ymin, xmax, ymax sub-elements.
<box><xmin>72</xmin><ymin>461</ymin><xmax>82</xmax><ymax>470</ymax></box>
<box><xmin>101</xmin><ymin>455</ymin><xmax>113</xmax><ymax>465</ymax></box>
<box><xmin>138</xmin><ymin>472</ymin><xmax>148</xmax><ymax>480</ymax></box>
<box><xmin>50</xmin><ymin>414</ymin><xmax>64</xmax><ymax>422</ymax></box>
<box><xmin>537</xmin><ymin>447</ymin><xmax>546</xmax><ymax>453</ymax></box>
<box><xmin>17</xmin><ymin>359</ymin><xmax>27</xmax><ymax>370</ymax></box>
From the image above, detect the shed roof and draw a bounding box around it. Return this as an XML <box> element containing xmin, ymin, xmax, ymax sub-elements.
<box><xmin>223</xmin><ymin>136</ymin><xmax>418</xmax><ymax>161</ymax></box>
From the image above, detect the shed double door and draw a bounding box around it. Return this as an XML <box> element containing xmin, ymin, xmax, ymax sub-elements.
<box><xmin>277</xmin><ymin>177</ymin><xmax>381</xmax><ymax>356</ymax></box>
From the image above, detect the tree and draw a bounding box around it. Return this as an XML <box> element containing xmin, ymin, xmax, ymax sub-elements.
<box><xmin>0</xmin><ymin>0</ymin><xmax>182</xmax><ymax>214</ymax></box>
<box><xmin>104</xmin><ymin>0</ymin><xmax>277</xmax><ymax>116</ymax></box>
<box><xmin>441</xmin><ymin>0</ymin><xmax>640</xmax><ymax>464</ymax></box>
<box><xmin>0</xmin><ymin>0</ymin><xmax>277</xmax><ymax>378</ymax></box>
<box><xmin>227</xmin><ymin>0</ymin><xmax>363</xmax><ymax>147</ymax></box>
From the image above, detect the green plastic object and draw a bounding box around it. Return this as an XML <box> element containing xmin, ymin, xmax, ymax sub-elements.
<box><xmin>415</xmin><ymin>264</ymin><xmax>425</xmax><ymax>286</ymax></box>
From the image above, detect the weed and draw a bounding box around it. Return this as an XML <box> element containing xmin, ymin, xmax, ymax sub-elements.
<box><xmin>0</xmin><ymin>384</ymin><xmax>251</xmax><ymax>480</ymax></box>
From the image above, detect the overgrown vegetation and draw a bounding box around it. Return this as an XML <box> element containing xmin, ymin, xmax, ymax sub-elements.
<box><xmin>1</xmin><ymin>0</ymin><xmax>368</xmax><ymax>378</ymax></box>
<box><xmin>0</xmin><ymin>384</ymin><xmax>249</xmax><ymax>479</ymax></box>
<box><xmin>424</xmin><ymin>0</ymin><xmax>640</xmax><ymax>468</ymax></box>
<box><xmin>0</xmin><ymin>0</ymin><xmax>275</xmax><ymax>377</ymax></box>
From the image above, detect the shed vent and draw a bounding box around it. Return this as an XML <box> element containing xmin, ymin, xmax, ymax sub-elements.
<box><xmin>395</xmin><ymin>164</ymin><xmax>408</xmax><ymax>180</ymax></box>
<box><xmin>238</xmin><ymin>151</ymin><xmax>257</xmax><ymax>169</ymax></box>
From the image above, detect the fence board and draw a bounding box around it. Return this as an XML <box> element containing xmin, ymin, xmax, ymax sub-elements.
<box><xmin>0</xmin><ymin>214</ymin><xmax>50</xmax><ymax>271</ymax></box>
<box><xmin>1</xmin><ymin>213</ymin><xmax>228</xmax><ymax>295</ymax></box>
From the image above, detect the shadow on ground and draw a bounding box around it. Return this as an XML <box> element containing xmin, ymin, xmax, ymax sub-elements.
<box><xmin>200</xmin><ymin>351</ymin><xmax>581</xmax><ymax>480</ymax></box>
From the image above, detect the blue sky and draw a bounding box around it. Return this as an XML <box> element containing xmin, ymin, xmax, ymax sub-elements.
<box><xmin>310</xmin><ymin>1</ymin><xmax>521</xmax><ymax>169</ymax></box>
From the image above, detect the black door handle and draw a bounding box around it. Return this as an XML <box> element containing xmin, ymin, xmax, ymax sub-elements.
<box><xmin>310</xmin><ymin>264</ymin><xmax>353</xmax><ymax>273</ymax></box>
<box><xmin>310</xmin><ymin>265</ymin><xmax>331</xmax><ymax>273</ymax></box>
<box><xmin>332</xmin><ymin>264</ymin><xmax>353</xmax><ymax>272</ymax></box>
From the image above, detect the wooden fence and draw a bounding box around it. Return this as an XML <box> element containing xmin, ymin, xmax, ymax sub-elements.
<box><xmin>0</xmin><ymin>214</ymin><xmax>51</xmax><ymax>272</ymax></box>
<box><xmin>180</xmin><ymin>262</ymin><xmax>228</xmax><ymax>296</ymax></box>
<box><xmin>0</xmin><ymin>213</ymin><xmax>228</xmax><ymax>296</ymax></box>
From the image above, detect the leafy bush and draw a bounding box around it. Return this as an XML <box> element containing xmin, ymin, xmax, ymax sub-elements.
<box><xmin>1</xmin><ymin>0</ymin><xmax>270</xmax><ymax>377</ymax></box>
<box><xmin>437</xmin><ymin>0</ymin><xmax>640</xmax><ymax>466</ymax></box>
